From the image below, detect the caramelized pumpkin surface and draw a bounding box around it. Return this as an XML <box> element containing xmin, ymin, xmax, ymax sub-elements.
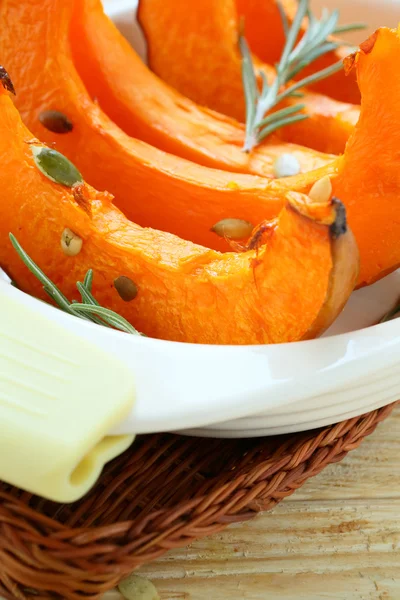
<box><xmin>1</xmin><ymin>0</ymin><xmax>398</xmax><ymax>288</ymax></box>
<box><xmin>0</xmin><ymin>0</ymin><xmax>337</xmax><ymax>253</ymax></box>
<box><xmin>0</xmin><ymin>84</ymin><xmax>358</xmax><ymax>344</ymax></box>
<box><xmin>70</xmin><ymin>0</ymin><xmax>334</xmax><ymax>177</ymax></box>
<box><xmin>138</xmin><ymin>0</ymin><xmax>360</xmax><ymax>154</ymax></box>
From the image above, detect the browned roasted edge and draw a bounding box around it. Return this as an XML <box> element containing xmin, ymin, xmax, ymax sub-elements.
<box><xmin>302</xmin><ymin>198</ymin><xmax>359</xmax><ymax>340</ymax></box>
<box><xmin>0</xmin><ymin>65</ymin><xmax>15</xmax><ymax>95</ymax></box>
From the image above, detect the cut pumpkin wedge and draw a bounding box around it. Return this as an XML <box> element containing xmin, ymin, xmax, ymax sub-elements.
<box><xmin>0</xmin><ymin>81</ymin><xmax>358</xmax><ymax>344</ymax></box>
<box><xmin>333</xmin><ymin>28</ymin><xmax>400</xmax><ymax>286</ymax></box>
<box><xmin>1</xmin><ymin>0</ymin><xmax>399</xmax><ymax>288</ymax></box>
<box><xmin>235</xmin><ymin>0</ymin><xmax>360</xmax><ymax>104</ymax></box>
<box><xmin>0</xmin><ymin>0</ymin><xmax>337</xmax><ymax>253</ymax></box>
<box><xmin>138</xmin><ymin>0</ymin><xmax>360</xmax><ymax>154</ymax></box>
<box><xmin>70</xmin><ymin>0</ymin><xmax>334</xmax><ymax>177</ymax></box>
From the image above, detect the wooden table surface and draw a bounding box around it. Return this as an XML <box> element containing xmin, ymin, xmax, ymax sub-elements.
<box><xmin>136</xmin><ymin>406</ymin><xmax>400</xmax><ymax>599</ymax></box>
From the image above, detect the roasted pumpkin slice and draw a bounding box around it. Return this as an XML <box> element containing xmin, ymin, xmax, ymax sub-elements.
<box><xmin>0</xmin><ymin>82</ymin><xmax>358</xmax><ymax>344</ymax></box>
<box><xmin>0</xmin><ymin>0</ymin><xmax>337</xmax><ymax>252</ymax></box>
<box><xmin>235</xmin><ymin>0</ymin><xmax>360</xmax><ymax>104</ymax></box>
<box><xmin>138</xmin><ymin>0</ymin><xmax>359</xmax><ymax>154</ymax></box>
<box><xmin>334</xmin><ymin>28</ymin><xmax>400</xmax><ymax>286</ymax></box>
<box><xmin>1</xmin><ymin>0</ymin><xmax>397</xmax><ymax>287</ymax></box>
<box><xmin>70</xmin><ymin>0</ymin><xmax>334</xmax><ymax>177</ymax></box>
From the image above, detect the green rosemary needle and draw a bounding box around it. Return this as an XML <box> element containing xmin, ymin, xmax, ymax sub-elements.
<box><xmin>240</xmin><ymin>0</ymin><xmax>366</xmax><ymax>152</ymax></box>
<box><xmin>9</xmin><ymin>233</ymin><xmax>141</xmax><ymax>336</ymax></box>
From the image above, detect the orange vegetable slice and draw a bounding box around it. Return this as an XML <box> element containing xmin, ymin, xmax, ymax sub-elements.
<box><xmin>1</xmin><ymin>0</ymin><xmax>398</xmax><ymax>288</ymax></box>
<box><xmin>334</xmin><ymin>28</ymin><xmax>400</xmax><ymax>286</ymax></box>
<box><xmin>0</xmin><ymin>0</ymin><xmax>336</xmax><ymax>253</ymax></box>
<box><xmin>138</xmin><ymin>0</ymin><xmax>359</xmax><ymax>154</ymax></box>
<box><xmin>0</xmin><ymin>81</ymin><xmax>358</xmax><ymax>344</ymax></box>
<box><xmin>70</xmin><ymin>0</ymin><xmax>335</xmax><ymax>177</ymax></box>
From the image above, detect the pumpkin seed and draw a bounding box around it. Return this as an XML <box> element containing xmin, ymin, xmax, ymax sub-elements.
<box><xmin>39</xmin><ymin>110</ymin><xmax>73</xmax><ymax>134</ymax></box>
<box><xmin>309</xmin><ymin>175</ymin><xmax>332</xmax><ymax>204</ymax></box>
<box><xmin>211</xmin><ymin>218</ymin><xmax>254</xmax><ymax>240</ymax></box>
<box><xmin>114</xmin><ymin>276</ymin><xmax>138</xmax><ymax>302</ymax></box>
<box><xmin>118</xmin><ymin>574</ymin><xmax>160</xmax><ymax>600</ymax></box>
<box><xmin>61</xmin><ymin>228</ymin><xmax>83</xmax><ymax>256</ymax></box>
<box><xmin>31</xmin><ymin>146</ymin><xmax>83</xmax><ymax>187</ymax></box>
<box><xmin>0</xmin><ymin>65</ymin><xmax>15</xmax><ymax>95</ymax></box>
<box><xmin>273</xmin><ymin>153</ymin><xmax>301</xmax><ymax>178</ymax></box>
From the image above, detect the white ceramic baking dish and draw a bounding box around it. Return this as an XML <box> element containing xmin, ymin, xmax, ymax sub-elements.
<box><xmin>5</xmin><ymin>0</ymin><xmax>399</xmax><ymax>439</ymax></box>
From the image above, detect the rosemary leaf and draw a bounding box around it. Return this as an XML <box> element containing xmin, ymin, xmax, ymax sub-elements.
<box><xmin>83</xmin><ymin>269</ymin><xmax>94</xmax><ymax>293</ymax></box>
<box><xmin>71</xmin><ymin>304</ymin><xmax>139</xmax><ymax>335</ymax></box>
<box><xmin>279</xmin><ymin>0</ymin><xmax>308</xmax><ymax>70</ymax></box>
<box><xmin>9</xmin><ymin>233</ymin><xmax>142</xmax><ymax>336</ymax></box>
<box><xmin>334</xmin><ymin>23</ymin><xmax>367</xmax><ymax>34</ymax></box>
<box><xmin>286</xmin><ymin>42</ymin><xmax>339</xmax><ymax>80</ymax></box>
<box><xmin>75</xmin><ymin>282</ymin><xmax>106</xmax><ymax>328</ymax></box>
<box><xmin>77</xmin><ymin>280</ymin><xmax>100</xmax><ymax>307</ymax></box>
<box><xmin>258</xmin><ymin>104</ymin><xmax>306</xmax><ymax>129</ymax></box>
<box><xmin>258</xmin><ymin>113</ymin><xmax>309</xmax><ymax>143</ymax></box>
<box><xmin>276</xmin><ymin>0</ymin><xmax>289</xmax><ymax>39</ymax></box>
<box><xmin>307</xmin><ymin>10</ymin><xmax>339</xmax><ymax>52</ymax></box>
<box><xmin>239</xmin><ymin>36</ymin><xmax>258</xmax><ymax>150</ymax></box>
<box><xmin>240</xmin><ymin>0</ymin><xmax>364</xmax><ymax>151</ymax></box>
<box><xmin>43</xmin><ymin>284</ymin><xmax>87</xmax><ymax>318</ymax></box>
<box><xmin>9</xmin><ymin>233</ymin><xmax>71</xmax><ymax>310</ymax></box>
<box><xmin>276</xmin><ymin>60</ymin><xmax>343</xmax><ymax>105</ymax></box>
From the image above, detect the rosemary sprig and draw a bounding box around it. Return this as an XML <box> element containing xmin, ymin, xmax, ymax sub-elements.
<box><xmin>9</xmin><ymin>233</ymin><xmax>141</xmax><ymax>336</ymax></box>
<box><xmin>240</xmin><ymin>0</ymin><xmax>366</xmax><ymax>152</ymax></box>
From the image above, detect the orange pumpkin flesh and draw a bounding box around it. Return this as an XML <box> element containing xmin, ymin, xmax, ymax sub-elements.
<box><xmin>334</xmin><ymin>27</ymin><xmax>400</xmax><ymax>286</ymax></box>
<box><xmin>1</xmin><ymin>0</ymin><xmax>398</xmax><ymax>288</ymax></box>
<box><xmin>91</xmin><ymin>21</ymin><xmax>400</xmax><ymax>288</ymax></box>
<box><xmin>0</xmin><ymin>84</ymin><xmax>358</xmax><ymax>344</ymax></box>
<box><xmin>70</xmin><ymin>0</ymin><xmax>335</xmax><ymax>177</ymax></box>
<box><xmin>235</xmin><ymin>0</ymin><xmax>360</xmax><ymax>104</ymax></box>
<box><xmin>137</xmin><ymin>0</ymin><xmax>360</xmax><ymax>154</ymax></box>
<box><xmin>0</xmin><ymin>0</ymin><xmax>339</xmax><ymax>254</ymax></box>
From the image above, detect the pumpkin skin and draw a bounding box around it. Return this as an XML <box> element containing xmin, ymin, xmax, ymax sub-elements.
<box><xmin>0</xmin><ymin>82</ymin><xmax>358</xmax><ymax>344</ymax></box>
<box><xmin>235</xmin><ymin>0</ymin><xmax>360</xmax><ymax>104</ymax></box>
<box><xmin>70</xmin><ymin>0</ymin><xmax>335</xmax><ymax>178</ymax></box>
<box><xmin>0</xmin><ymin>0</ymin><xmax>337</xmax><ymax>254</ymax></box>
<box><xmin>137</xmin><ymin>0</ymin><xmax>360</xmax><ymax>155</ymax></box>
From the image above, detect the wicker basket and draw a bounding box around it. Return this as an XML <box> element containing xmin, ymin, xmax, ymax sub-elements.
<box><xmin>0</xmin><ymin>403</ymin><xmax>395</xmax><ymax>600</ymax></box>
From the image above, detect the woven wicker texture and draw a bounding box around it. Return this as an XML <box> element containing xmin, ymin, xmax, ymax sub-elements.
<box><xmin>0</xmin><ymin>403</ymin><xmax>395</xmax><ymax>600</ymax></box>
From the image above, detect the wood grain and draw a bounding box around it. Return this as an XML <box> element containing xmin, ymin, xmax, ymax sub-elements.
<box><xmin>136</xmin><ymin>406</ymin><xmax>400</xmax><ymax>599</ymax></box>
